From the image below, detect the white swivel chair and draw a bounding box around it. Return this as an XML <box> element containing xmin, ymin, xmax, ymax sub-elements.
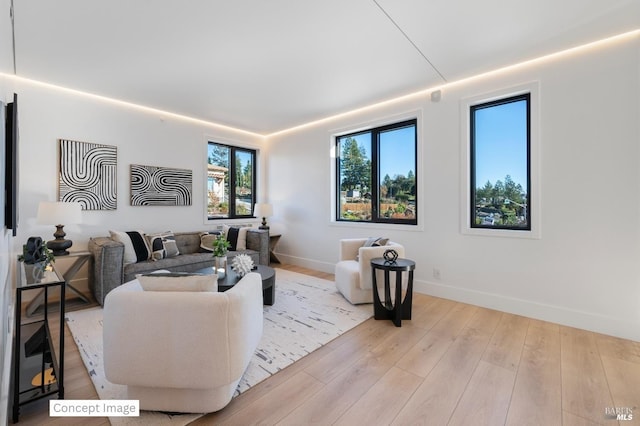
<box><xmin>103</xmin><ymin>272</ymin><xmax>263</xmax><ymax>413</ymax></box>
<box><xmin>334</xmin><ymin>238</ymin><xmax>405</xmax><ymax>304</ymax></box>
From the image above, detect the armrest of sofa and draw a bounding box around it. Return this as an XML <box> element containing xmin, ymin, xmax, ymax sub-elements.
<box><xmin>88</xmin><ymin>236</ymin><xmax>125</xmax><ymax>306</ymax></box>
<box><xmin>246</xmin><ymin>229</ymin><xmax>269</xmax><ymax>265</ymax></box>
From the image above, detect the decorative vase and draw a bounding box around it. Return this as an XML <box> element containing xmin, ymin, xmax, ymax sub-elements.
<box><xmin>214</xmin><ymin>256</ymin><xmax>227</xmax><ymax>279</ymax></box>
<box><xmin>31</xmin><ymin>263</ymin><xmax>46</xmax><ymax>281</ymax></box>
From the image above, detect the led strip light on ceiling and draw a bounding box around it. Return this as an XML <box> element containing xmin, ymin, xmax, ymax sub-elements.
<box><xmin>1</xmin><ymin>29</ymin><xmax>638</xmax><ymax>139</ymax></box>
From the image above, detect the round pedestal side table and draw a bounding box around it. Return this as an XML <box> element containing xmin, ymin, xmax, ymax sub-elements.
<box><xmin>370</xmin><ymin>257</ymin><xmax>415</xmax><ymax>327</ymax></box>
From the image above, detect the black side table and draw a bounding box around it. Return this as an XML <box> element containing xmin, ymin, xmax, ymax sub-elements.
<box><xmin>12</xmin><ymin>261</ymin><xmax>65</xmax><ymax>423</ymax></box>
<box><xmin>371</xmin><ymin>258</ymin><xmax>415</xmax><ymax>327</ymax></box>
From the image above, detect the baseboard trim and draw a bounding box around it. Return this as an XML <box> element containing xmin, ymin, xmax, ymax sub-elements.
<box><xmin>274</xmin><ymin>253</ymin><xmax>335</xmax><ymax>274</ymax></box>
<box><xmin>414</xmin><ymin>279</ymin><xmax>640</xmax><ymax>342</ymax></box>
<box><xmin>280</xmin><ymin>256</ymin><xmax>639</xmax><ymax>342</ymax></box>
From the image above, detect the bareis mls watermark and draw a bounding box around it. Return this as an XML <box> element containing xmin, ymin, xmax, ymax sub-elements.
<box><xmin>605</xmin><ymin>406</ymin><xmax>634</xmax><ymax>421</ymax></box>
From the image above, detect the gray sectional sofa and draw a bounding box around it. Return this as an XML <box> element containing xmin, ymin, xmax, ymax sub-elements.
<box><xmin>88</xmin><ymin>229</ymin><xmax>269</xmax><ymax>305</ymax></box>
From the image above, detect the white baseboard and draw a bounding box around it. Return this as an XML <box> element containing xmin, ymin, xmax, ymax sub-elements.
<box><xmin>414</xmin><ymin>279</ymin><xmax>640</xmax><ymax>342</ymax></box>
<box><xmin>274</xmin><ymin>253</ymin><xmax>335</xmax><ymax>274</ymax></box>
<box><xmin>279</xmin><ymin>256</ymin><xmax>639</xmax><ymax>342</ymax></box>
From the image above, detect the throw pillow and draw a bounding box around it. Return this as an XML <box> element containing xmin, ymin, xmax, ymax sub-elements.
<box><xmin>363</xmin><ymin>237</ymin><xmax>389</xmax><ymax>247</ymax></box>
<box><xmin>356</xmin><ymin>237</ymin><xmax>390</xmax><ymax>261</ymax></box>
<box><xmin>199</xmin><ymin>231</ymin><xmax>222</xmax><ymax>252</ymax></box>
<box><xmin>223</xmin><ymin>225</ymin><xmax>248</xmax><ymax>251</ymax></box>
<box><xmin>376</xmin><ymin>237</ymin><xmax>389</xmax><ymax>246</ymax></box>
<box><xmin>145</xmin><ymin>231</ymin><xmax>180</xmax><ymax>260</ymax></box>
<box><xmin>109</xmin><ymin>230</ymin><xmax>150</xmax><ymax>265</ymax></box>
<box><xmin>138</xmin><ymin>273</ymin><xmax>217</xmax><ymax>292</ymax></box>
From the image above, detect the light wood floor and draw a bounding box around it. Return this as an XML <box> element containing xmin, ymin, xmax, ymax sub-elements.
<box><xmin>12</xmin><ymin>264</ymin><xmax>640</xmax><ymax>425</ymax></box>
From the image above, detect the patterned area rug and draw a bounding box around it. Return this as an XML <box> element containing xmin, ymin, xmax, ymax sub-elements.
<box><xmin>65</xmin><ymin>269</ymin><xmax>372</xmax><ymax>425</ymax></box>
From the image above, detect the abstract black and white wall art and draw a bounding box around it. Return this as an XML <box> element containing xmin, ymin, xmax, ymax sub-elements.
<box><xmin>130</xmin><ymin>164</ymin><xmax>192</xmax><ymax>206</ymax></box>
<box><xmin>59</xmin><ymin>139</ymin><xmax>117</xmax><ymax>210</ymax></box>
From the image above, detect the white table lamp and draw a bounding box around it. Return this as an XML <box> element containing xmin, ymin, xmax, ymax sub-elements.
<box><xmin>254</xmin><ymin>203</ymin><xmax>273</xmax><ymax>230</ymax></box>
<box><xmin>37</xmin><ymin>201</ymin><xmax>82</xmax><ymax>256</ymax></box>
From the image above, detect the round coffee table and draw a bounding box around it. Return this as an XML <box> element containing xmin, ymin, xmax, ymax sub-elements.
<box><xmin>195</xmin><ymin>264</ymin><xmax>276</xmax><ymax>305</ymax></box>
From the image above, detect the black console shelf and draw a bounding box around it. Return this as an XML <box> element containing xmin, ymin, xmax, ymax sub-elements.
<box><xmin>11</xmin><ymin>261</ymin><xmax>65</xmax><ymax>423</ymax></box>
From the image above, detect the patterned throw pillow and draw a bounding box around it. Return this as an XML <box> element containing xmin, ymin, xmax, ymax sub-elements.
<box><xmin>109</xmin><ymin>230</ymin><xmax>150</xmax><ymax>264</ymax></box>
<box><xmin>199</xmin><ymin>231</ymin><xmax>222</xmax><ymax>252</ymax></box>
<box><xmin>145</xmin><ymin>231</ymin><xmax>180</xmax><ymax>261</ymax></box>
<box><xmin>363</xmin><ymin>237</ymin><xmax>389</xmax><ymax>247</ymax></box>
<box><xmin>356</xmin><ymin>237</ymin><xmax>389</xmax><ymax>261</ymax></box>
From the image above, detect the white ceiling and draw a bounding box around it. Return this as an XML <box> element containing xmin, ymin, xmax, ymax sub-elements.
<box><xmin>11</xmin><ymin>0</ymin><xmax>640</xmax><ymax>135</ymax></box>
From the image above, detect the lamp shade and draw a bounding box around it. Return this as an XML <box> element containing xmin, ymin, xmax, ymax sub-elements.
<box><xmin>37</xmin><ymin>201</ymin><xmax>82</xmax><ymax>226</ymax></box>
<box><xmin>254</xmin><ymin>203</ymin><xmax>273</xmax><ymax>218</ymax></box>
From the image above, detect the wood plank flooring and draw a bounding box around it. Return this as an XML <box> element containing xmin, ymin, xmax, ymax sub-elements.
<box><xmin>12</xmin><ymin>264</ymin><xmax>640</xmax><ymax>425</ymax></box>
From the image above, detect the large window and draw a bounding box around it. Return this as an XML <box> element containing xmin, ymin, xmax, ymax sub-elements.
<box><xmin>336</xmin><ymin>119</ymin><xmax>417</xmax><ymax>225</ymax></box>
<box><xmin>207</xmin><ymin>142</ymin><xmax>256</xmax><ymax>220</ymax></box>
<box><xmin>470</xmin><ymin>93</ymin><xmax>530</xmax><ymax>230</ymax></box>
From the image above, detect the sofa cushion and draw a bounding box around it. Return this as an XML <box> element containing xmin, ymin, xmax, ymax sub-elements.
<box><xmin>109</xmin><ymin>230</ymin><xmax>150</xmax><ymax>264</ymax></box>
<box><xmin>138</xmin><ymin>272</ymin><xmax>217</xmax><ymax>292</ymax></box>
<box><xmin>146</xmin><ymin>231</ymin><xmax>180</xmax><ymax>260</ymax></box>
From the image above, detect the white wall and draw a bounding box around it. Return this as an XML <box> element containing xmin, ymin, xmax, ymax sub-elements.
<box><xmin>12</xmin><ymin>82</ymin><xmax>265</xmax><ymax>291</ymax></box>
<box><xmin>0</xmin><ymin>76</ymin><xmax>266</xmax><ymax>423</ymax></box>
<box><xmin>0</xmin><ymin>0</ymin><xmax>15</xmax><ymax>422</ymax></box>
<box><xmin>267</xmin><ymin>36</ymin><xmax>640</xmax><ymax>342</ymax></box>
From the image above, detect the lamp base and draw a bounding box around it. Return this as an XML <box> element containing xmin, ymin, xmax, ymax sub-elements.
<box><xmin>259</xmin><ymin>217</ymin><xmax>269</xmax><ymax>230</ymax></box>
<box><xmin>47</xmin><ymin>238</ymin><xmax>72</xmax><ymax>256</ymax></box>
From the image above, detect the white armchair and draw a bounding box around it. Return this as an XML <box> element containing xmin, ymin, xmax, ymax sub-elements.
<box><xmin>103</xmin><ymin>272</ymin><xmax>264</xmax><ymax>413</ymax></box>
<box><xmin>334</xmin><ymin>238</ymin><xmax>405</xmax><ymax>304</ymax></box>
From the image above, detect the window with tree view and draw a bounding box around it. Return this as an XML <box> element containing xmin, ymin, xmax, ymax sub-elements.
<box><xmin>207</xmin><ymin>142</ymin><xmax>256</xmax><ymax>219</ymax></box>
<box><xmin>471</xmin><ymin>93</ymin><xmax>530</xmax><ymax>230</ymax></box>
<box><xmin>336</xmin><ymin>119</ymin><xmax>417</xmax><ymax>225</ymax></box>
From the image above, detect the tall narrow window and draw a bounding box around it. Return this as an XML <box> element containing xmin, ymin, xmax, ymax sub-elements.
<box><xmin>470</xmin><ymin>94</ymin><xmax>530</xmax><ymax>230</ymax></box>
<box><xmin>336</xmin><ymin>119</ymin><xmax>417</xmax><ymax>225</ymax></box>
<box><xmin>207</xmin><ymin>142</ymin><xmax>256</xmax><ymax>220</ymax></box>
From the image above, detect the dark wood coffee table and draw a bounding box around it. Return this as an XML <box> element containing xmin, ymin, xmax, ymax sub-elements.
<box><xmin>195</xmin><ymin>264</ymin><xmax>276</xmax><ymax>305</ymax></box>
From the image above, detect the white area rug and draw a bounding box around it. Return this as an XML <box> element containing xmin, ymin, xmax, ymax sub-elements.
<box><xmin>65</xmin><ymin>269</ymin><xmax>372</xmax><ymax>425</ymax></box>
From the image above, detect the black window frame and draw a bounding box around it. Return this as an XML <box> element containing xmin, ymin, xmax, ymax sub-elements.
<box><xmin>206</xmin><ymin>141</ymin><xmax>257</xmax><ymax>220</ymax></box>
<box><xmin>470</xmin><ymin>93</ymin><xmax>531</xmax><ymax>231</ymax></box>
<box><xmin>335</xmin><ymin>118</ymin><xmax>418</xmax><ymax>225</ymax></box>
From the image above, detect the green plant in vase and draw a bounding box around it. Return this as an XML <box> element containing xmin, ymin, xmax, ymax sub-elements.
<box><xmin>18</xmin><ymin>239</ymin><xmax>55</xmax><ymax>281</ymax></box>
<box><xmin>212</xmin><ymin>234</ymin><xmax>231</xmax><ymax>278</ymax></box>
<box><xmin>212</xmin><ymin>234</ymin><xmax>231</xmax><ymax>257</ymax></box>
<box><xmin>18</xmin><ymin>240</ymin><xmax>55</xmax><ymax>269</ymax></box>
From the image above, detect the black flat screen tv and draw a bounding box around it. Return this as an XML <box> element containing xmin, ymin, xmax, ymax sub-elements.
<box><xmin>5</xmin><ymin>93</ymin><xmax>18</xmax><ymax>236</ymax></box>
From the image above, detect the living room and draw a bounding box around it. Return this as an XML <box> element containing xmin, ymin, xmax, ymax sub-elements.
<box><xmin>1</xmin><ymin>1</ymin><xmax>639</xmax><ymax>425</ymax></box>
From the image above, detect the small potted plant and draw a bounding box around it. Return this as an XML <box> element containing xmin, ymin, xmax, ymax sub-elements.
<box><xmin>212</xmin><ymin>234</ymin><xmax>231</xmax><ymax>278</ymax></box>
<box><xmin>18</xmin><ymin>238</ymin><xmax>55</xmax><ymax>280</ymax></box>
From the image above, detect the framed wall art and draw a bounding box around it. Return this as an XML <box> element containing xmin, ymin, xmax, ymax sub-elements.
<box><xmin>58</xmin><ymin>139</ymin><xmax>117</xmax><ymax>210</ymax></box>
<box><xmin>130</xmin><ymin>164</ymin><xmax>192</xmax><ymax>206</ymax></box>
